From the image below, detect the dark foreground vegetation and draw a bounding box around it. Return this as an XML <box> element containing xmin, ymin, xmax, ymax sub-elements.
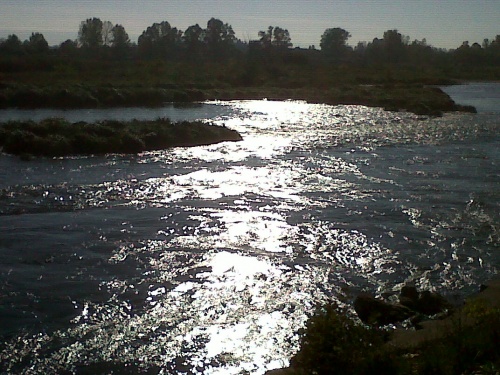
<box><xmin>1</xmin><ymin>17</ymin><xmax>498</xmax><ymax>115</ymax></box>
<box><xmin>270</xmin><ymin>281</ymin><xmax>500</xmax><ymax>375</ymax></box>
<box><xmin>0</xmin><ymin>118</ymin><xmax>242</xmax><ymax>157</ymax></box>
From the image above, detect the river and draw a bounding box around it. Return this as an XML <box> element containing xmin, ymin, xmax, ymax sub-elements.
<box><xmin>0</xmin><ymin>83</ymin><xmax>499</xmax><ymax>374</ymax></box>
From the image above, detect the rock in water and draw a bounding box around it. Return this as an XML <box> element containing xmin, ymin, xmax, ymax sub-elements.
<box><xmin>354</xmin><ymin>293</ymin><xmax>413</xmax><ymax>325</ymax></box>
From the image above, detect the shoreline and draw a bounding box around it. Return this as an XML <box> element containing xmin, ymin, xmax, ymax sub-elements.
<box><xmin>0</xmin><ymin>118</ymin><xmax>242</xmax><ymax>158</ymax></box>
<box><xmin>0</xmin><ymin>83</ymin><xmax>476</xmax><ymax>116</ymax></box>
<box><xmin>267</xmin><ymin>277</ymin><xmax>500</xmax><ymax>375</ymax></box>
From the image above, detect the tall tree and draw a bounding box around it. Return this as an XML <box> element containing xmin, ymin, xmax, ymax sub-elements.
<box><xmin>205</xmin><ymin>18</ymin><xmax>236</xmax><ymax>59</ymax></box>
<box><xmin>24</xmin><ymin>32</ymin><xmax>49</xmax><ymax>53</ymax></box>
<box><xmin>102</xmin><ymin>20</ymin><xmax>114</xmax><ymax>46</ymax></box>
<box><xmin>138</xmin><ymin>21</ymin><xmax>182</xmax><ymax>58</ymax></box>
<box><xmin>78</xmin><ymin>17</ymin><xmax>103</xmax><ymax>48</ymax></box>
<box><xmin>258</xmin><ymin>26</ymin><xmax>292</xmax><ymax>49</ymax></box>
<box><xmin>258</xmin><ymin>26</ymin><xmax>274</xmax><ymax>48</ymax></box>
<box><xmin>183</xmin><ymin>24</ymin><xmax>205</xmax><ymax>58</ymax></box>
<box><xmin>111</xmin><ymin>24</ymin><xmax>130</xmax><ymax>48</ymax></box>
<box><xmin>59</xmin><ymin>39</ymin><xmax>78</xmax><ymax>55</ymax></box>
<box><xmin>111</xmin><ymin>24</ymin><xmax>130</xmax><ymax>58</ymax></box>
<box><xmin>0</xmin><ymin>34</ymin><xmax>23</xmax><ymax>55</ymax></box>
<box><xmin>320</xmin><ymin>28</ymin><xmax>351</xmax><ymax>60</ymax></box>
<box><xmin>271</xmin><ymin>26</ymin><xmax>292</xmax><ymax>49</ymax></box>
<box><xmin>382</xmin><ymin>29</ymin><xmax>408</xmax><ymax>63</ymax></box>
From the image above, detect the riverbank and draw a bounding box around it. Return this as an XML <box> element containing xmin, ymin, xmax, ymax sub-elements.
<box><xmin>0</xmin><ymin>118</ymin><xmax>242</xmax><ymax>157</ymax></box>
<box><xmin>267</xmin><ymin>278</ymin><xmax>500</xmax><ymax>375</ymax></box>
<box><xmin>0</xmin><ymin>83</ymin><xmax>476</xmax><ymax>116</ymax></box>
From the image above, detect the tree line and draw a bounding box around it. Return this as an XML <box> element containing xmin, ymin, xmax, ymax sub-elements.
<box><xmin>1</xmin><ymin>16</ymin><xmax>499</xmax><ymax>68</ymax></box>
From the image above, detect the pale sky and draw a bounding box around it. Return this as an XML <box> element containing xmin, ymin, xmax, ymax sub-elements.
<box><xmin>0</xmin><ymin>0</ymin><xmax>499</xmax><ymax>49</ymax></box>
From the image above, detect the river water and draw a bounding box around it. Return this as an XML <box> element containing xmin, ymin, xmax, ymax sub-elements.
<box><xmin>0</xmin><ymin>84</ymin><xmax>499</xmax><ymax>374</ymax></box>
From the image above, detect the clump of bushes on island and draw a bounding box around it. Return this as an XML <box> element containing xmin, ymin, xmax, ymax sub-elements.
<box><xmin>0</xmin><ymin>83</ymin><xmax>206</xmax><ymax>109</ymax></box>
<box><xmin>0</xmin><ymin>82</ymin><xmax>476</xmax><ymax>116</ymax></box>
<box><xmin>0</xmin><ymin>117</ymin><xmax>242</xmax><ymax>157</ymax></box>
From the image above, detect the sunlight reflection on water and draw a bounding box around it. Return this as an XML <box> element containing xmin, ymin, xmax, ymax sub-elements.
<box><xmin>0</xmin><ymin>99</ymin><xmax>499</xmax><ymax>374</ymax></box>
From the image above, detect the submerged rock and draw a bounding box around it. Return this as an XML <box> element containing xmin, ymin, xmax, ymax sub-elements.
<box><xmin>399</xmin><ymin>286</ymin><xmax>452</xmax><ymax>316</ymax></box>
<box><xmin>354</xmin><ymin>286</ymin><xmax>453</xmax><ymax>326</ymax></box>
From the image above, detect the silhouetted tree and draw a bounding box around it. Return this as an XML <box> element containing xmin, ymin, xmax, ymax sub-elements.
<box><xmin>24</xmin><ymin>32</ymin><xmax>49</xmax><ymax>54</ymax></box>
<box><xmin>258</xmin><ymin>26</ymin><xmax>292</xmax><ymax>49</ymax></box>
<box><xmin>205</xmin><ymin>18</ymin><xmax>236</xmax><ymax>59</ymax></box>
<box><xmin>59</xmin><ymin>39</ymin><xmax>78</xmax><ymax>55</ymax></box>
<box><xmin>382</xmin><ymin>29</ymin><xmax>408</xmax><ymax>63</ymax></box>
<box><xmin>102</xmin><ymin>21</ymin><xmax>114</xmax><ymax>46</ymax></box>
<box><xmin>138</xmin><ymin>21</ymin><xmax>182</xmax><ymax>59</ymax></box>
<box><xmin>111</xmin><ymin>24</ymin><xmax>130</xmax><ymax>48</ymax></box>
<box><xmin>488</xmin><ymin>35</ymin><xmax>500</xmax><ymax>64</ymax></box>
<box><xmin>258</xmin><ymin>26</ymin><xmax>274</xmax><ymax>48</ymax></box>
<box><xmin>320</xmin><ymin>28</ymin><xmax>351</xmax><ymax>61</ymax></box>
<box><xmin>78</xmin><ymin>18</ymin><xmax>104</xmax><ymax>48</ymax></box>
<box><xmin>272</xmin><ymin>27</ymin><xmax>292</xmax><ymax>49</ymax></box>
<box><xmin>0</xmin><ymin>34</ymin><xmax>23</xmax><ymax>55</ymax></box>
<box><xmin>407</xmin><ymin>38</ymin><xmax>435</xmax><ymax>66</ymax></box>
<box><xmin>110</xmin><ymin>24</ymin><xmax>130</xmax><ymax>58</ymax></box>
<box><xmin>183</xmin><ymin>24</ymin><xmax>205</xmax><ymax>58</ymax></box>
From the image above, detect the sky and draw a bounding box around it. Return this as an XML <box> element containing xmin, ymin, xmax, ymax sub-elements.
<box><xmin>1</xmin><ymin>0</ymin><xmax>499</xmax><ymax>49</ymax></box>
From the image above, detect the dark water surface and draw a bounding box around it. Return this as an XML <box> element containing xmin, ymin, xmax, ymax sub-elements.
<box><xmin>0</xmin><ymin>86</ymin><xmax>499</xmax><ymax>374</ymax></box>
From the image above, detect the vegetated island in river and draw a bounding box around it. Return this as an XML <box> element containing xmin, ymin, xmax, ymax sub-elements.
<box><xmin>0</xmin><ymin>83</ymin><xmax>476</xmax><ymax>117</ymax></box>
<box><xmin>0</xmin><ymin>118</ymin><xmax>242</xmax><ymax>157</ymax></box>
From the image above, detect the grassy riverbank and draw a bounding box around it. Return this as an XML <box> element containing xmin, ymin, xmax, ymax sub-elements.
<box><xmin>0</xmin><ymin>118</ymin><xmax>242</xmax><ymax>157</ymax></box>
<box><xmin>0</xmin><ymin>82</ymin><xmax>476</xmax><ymax>116</ymax></box>
<box><xmin>0</xmin><ymin>59</ymin><xmax>481</xmax><ymax>115</ymax></box>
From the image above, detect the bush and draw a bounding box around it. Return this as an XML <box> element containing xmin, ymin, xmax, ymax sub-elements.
<box><xmin>415</xmin><ymin>300</ymin><xmax>500</xmax><ymax>375</ymax></box>
<box><xmin>290</xmin><ymin>304</ymin><xmax>398</xmax><ymax>375</ymax></box>
<box><xmin>0</xmin><ymin>118</ymin><xmax>242</xmax><ymax>157</ymax></box>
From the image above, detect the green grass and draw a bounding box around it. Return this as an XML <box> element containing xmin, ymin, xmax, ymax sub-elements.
<box><xmin>0</xmin><ymin>118</ymin><xmax>242</xmax><ymax>157</ymax></box>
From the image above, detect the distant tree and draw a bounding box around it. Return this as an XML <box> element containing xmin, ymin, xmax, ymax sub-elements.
<box><xmin>486</xmin><ymin>35</ymin><xmax>500</xmax><ymax>64</ymax></box>
<box><xmin>111</xmin><ymin>25</ymin><xmax>130</xmax><ymax>47</ymax></box>
<box><xmin>382</xmin><ymin>29</ymin><xmax>408</xmax><ymax>63</ymax></box>
<box><xmin>183</xmin><ymin>24</ymin><xmax>205</xmax><ymax>58</ymax></box>
<box><xmin>138</xmin><ymin>21</ymin><xmax>182</xmax><ymax>59</ymax></box>
<box><xmin>272</xmin><ymin>27</ymin><xmax>292</xmax><ymax>49</ymax></box>
<box><xmin>407</xmin><ymin>38</ymin><xmax>434</xmax><ymax>66</ymax></box>
<box><xmin>0</xmin><ymin>34</ymin><xmax>23</xmax><ymax>55</ymax></box>
<box><xmin>58</xmin><ymin>39</ymin><xmax>78</xmax><ymax>57</ymax></box>
<box><xmin>205</xmin><ymin>18</ymin><xmax>236</xmax><ymax>59</ymax></box>
<box><xmin>102</xmin><ymin>20</ymin><xmax>114</xmax><ymax>46</ymax></box>
<box><xmin>24</xmin><ymin>32</ymin><xmax>49</xmax><ymax>53</ymax></box>
<box><xmin>258</xmin><ymin>26</ymin><xmax>292</xmax><ymax>49</ymax></box>
<box><xmin>455</xmin><ymin>39</ymin><xmax>487</xmax><ymax>66</ymax></box>
<box><xmin>258</xmin><ymin>26</ymin><xmax>274</xmax><ymax>48</ymax></box>
<box><xmin>355</xmin><ymin>41</ymin><xmax>367</xmax><ymax>53</ymax></box>
<box><xmin>363</xmin><ymin>37</ymin><xmax>384</xmax><ymax>65</ymax></box>
<box><xmin>110</xmin><ymin>24</ymin><xmax>130</xmax><ymax>58</ymax></box>
<box><xmin>492</xmin><ymin>35</ymin><xmax>500</xmax><ymax>48</ymax></box>
<box><xmin>320</xmin><ymin>28</ymin><xmax>351</xmax><ymax>61</ymax></box>
<box><xmin>78</xmin><ymin>17</ymin><xmax>104</xmax><ymax>48</ymax></box>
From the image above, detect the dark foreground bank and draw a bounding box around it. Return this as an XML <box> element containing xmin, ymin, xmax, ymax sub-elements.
<box><xmin>0</xmin><ymin>83</ymin><xmax>476</xmax><ymax>116</ymax></box>
<box><xmin>0</xmin><ymin>118</ymin><xmax>242</xmax><ymax>157</ymax></box>
<box><xmin>268</xmin><ymin>279</ymin><xmax>500</xmax><ymax>375</ymax></box>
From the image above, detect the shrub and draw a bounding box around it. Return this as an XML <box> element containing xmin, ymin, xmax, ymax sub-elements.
<box><xmin>290</xmin><ymin>304</ymin><xmax>398</xmax><ymax>375</ymax></box>
<box><xmin>415</xmin><ymin>299</ymin><xmax>500</xmax><ymax>375</ymax></box>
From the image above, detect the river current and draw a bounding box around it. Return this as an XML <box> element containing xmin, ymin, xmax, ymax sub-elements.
<box><xmin>0</xmin><ymin>84</ymin><xmax>499</xmax><ymax>374</ymax></box>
